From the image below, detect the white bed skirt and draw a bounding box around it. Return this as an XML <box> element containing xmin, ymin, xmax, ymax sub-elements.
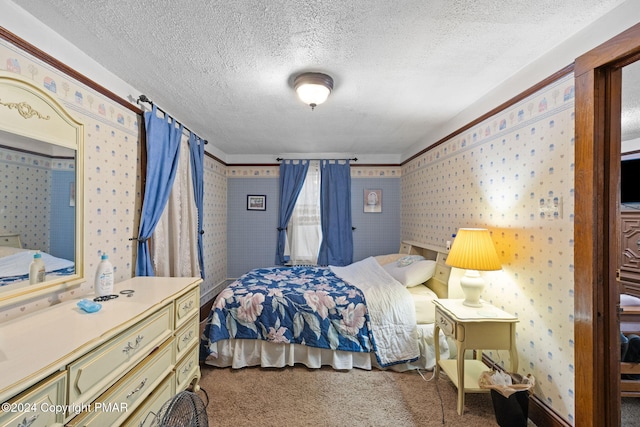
<box><xmin>203</xmin><ymin>323</ymin><xmax>450</xmax><ymax>372</ymax></box>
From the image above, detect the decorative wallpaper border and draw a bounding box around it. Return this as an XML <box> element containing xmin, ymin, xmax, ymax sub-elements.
<box><xmin>227</xmin><ymin>166</ymin><xmax>278</xmax><ymax>177</ymax></box>
<box><xmin>226</xmin><ymin>165</ymin><xmax>402</xmax><ymax>178</ymax></box>
<box><xmin>351</xmin><ymin>166</ymin><xmax>401</xmax><ymax>178</ymax></box>
<box><xmin>0</xmin><ymin>146</ymin><xmax>75</xmax><ymax>170</ymax></box>
<box><xmin>403</xmin><ymin>80</ymin><xmax>574</xmax><ymax>177</ymax></box>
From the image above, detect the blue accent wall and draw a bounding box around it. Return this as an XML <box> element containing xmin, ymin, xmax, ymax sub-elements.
<box><xmin>50</xmin><ymin>170</ymin><xmax>75</xmax><ymax>260</ymax></box>
<box><xmin>227</xmin><ymin>178</ymin><xmax>279</xmax><ymax>277</ymax></box>
<box><xmin>351</xmin><ymin>178</ymin><xmax>401</xmax><ymax>261</ymax></box>
<box><xmin>227</xmin><ymin>175</ymin><xmax>401</xmax><ymax>278</ymax></box>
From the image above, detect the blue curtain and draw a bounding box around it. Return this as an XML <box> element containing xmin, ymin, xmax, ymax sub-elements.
<box><xmin>189</xmin><ymin>132</ymin><xmax>205</xmax><ymax>279</ymax></box>
<box><xmin>135</xmin><ymin>105</ymin><xmax>183</xmax><ymax>276</ymax></box>
<box><xmin>276</xmin><ymin>160</ymin><xmax>309</xmax><ymax>265</ymax></box>
<box><xmin>318</xmin><ymin>160</ymin><xmax>353</xmax><ymax>266</ymax></box>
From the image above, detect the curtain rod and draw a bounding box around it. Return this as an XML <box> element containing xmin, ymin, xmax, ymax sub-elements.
<box><xmin>136</xmin><ymin>95</ymin><xmax>208</xmax><ymax>144</ymax></box>
<box><xmin>276</xmin><ymin>157</ymin><xmax>358</xmax><ymax>162</ymax></box>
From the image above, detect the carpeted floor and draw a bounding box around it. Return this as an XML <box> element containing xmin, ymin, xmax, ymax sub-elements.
<box><xmin>623</xmin><ymin>398</ymin><xmax>640</xmax><ymax>426</ymax></box>
<box><xmin>196</xmin><ymin>363</ymin><xmax>508</xmax><ymax>426</ymax></box>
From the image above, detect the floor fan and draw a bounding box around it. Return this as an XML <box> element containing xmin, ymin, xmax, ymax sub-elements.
<box><xmin>145</xmin><ymin>390</ymin><xmax>208</xmax><ymax>427</ymax></box>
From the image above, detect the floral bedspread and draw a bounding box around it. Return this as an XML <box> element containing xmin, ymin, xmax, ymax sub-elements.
<box><xmin>200</xmin><ymin>265</ymin><xmax>377</xmax><ymax>360</ymax></box>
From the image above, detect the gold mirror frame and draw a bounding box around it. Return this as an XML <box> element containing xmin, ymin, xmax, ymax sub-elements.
<box><xmin>0</xmin><ymin>72</ymin><xmax>84</xmax><ymax>307</ymax></box>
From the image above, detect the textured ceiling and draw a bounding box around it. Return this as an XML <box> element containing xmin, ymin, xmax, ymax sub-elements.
<box><xmin>11</xmin><ymin>0</ymin><xmax>633</xmax><ymax>160</ymax></box>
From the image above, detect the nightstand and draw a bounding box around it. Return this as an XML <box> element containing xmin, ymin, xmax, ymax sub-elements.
<box><xmin>433</xmin><ymin>299</ymin><xmax>518</xmax><ymax>415</ymax></box>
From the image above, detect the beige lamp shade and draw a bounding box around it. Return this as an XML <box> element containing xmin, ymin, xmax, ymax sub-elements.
<box><xmin>446</xmin><ymin>228</ymin><xmax>501</xmax><ymax>271</ymax></box>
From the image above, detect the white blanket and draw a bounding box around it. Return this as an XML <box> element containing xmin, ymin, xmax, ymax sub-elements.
<box><xmin>330</xmin><ymin>257</ymin><xmax>420</xmax><ymax>367</ymax></box>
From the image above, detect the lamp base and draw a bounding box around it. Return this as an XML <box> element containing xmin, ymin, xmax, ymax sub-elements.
<box><xmin>460</xmin><ymin>269</ymin><xmax>485</xmax><ymax>307</ymax></box>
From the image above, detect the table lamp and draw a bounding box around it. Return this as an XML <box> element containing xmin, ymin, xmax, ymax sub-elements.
<box><xmin>445</xmin><ymin>228</ymin><xmax>502</xmax><ymax>307</ymax></box>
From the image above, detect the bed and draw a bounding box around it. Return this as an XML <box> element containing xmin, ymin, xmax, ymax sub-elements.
<box><xmin>200</xmin><ymin>242</ymin><xmax>453</xmax><ymax>371</ymax></box>
<box><xmin>0</xmin><ymin>233</ymin><xmax>75</xmax><ymax>287</ymax></box>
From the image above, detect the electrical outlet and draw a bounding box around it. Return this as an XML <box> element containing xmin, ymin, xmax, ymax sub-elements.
<box><xmin>446</xmin><ymin>240</ymin><xmax>451</xmax><ymax>251</ymax></box>
<box><xmin>539</xmin><ymin>196</ymin><xmax>562</xmax><ymax>220</ymax></box>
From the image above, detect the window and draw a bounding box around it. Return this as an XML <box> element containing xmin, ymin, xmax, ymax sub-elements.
<box><xmin>284</xmin><ymin>160</ymin><xmax>322</xmax><ymax>264</ymax></box>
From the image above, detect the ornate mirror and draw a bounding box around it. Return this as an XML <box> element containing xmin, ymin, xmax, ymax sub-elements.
<box><xmin>0</xmin><ymin>71</ymin><xmax>84</xmax><ymax>306</ymax></box>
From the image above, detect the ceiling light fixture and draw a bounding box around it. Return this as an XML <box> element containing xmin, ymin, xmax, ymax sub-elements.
<box><xmin>294</xmin><ymin>72</ymin><xmax>334</xmax><ymax>110</ymax></box>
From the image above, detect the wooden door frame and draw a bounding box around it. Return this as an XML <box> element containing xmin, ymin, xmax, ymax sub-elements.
<box><xmin>575</xmin><ymin>22</ymin><xmax>640</xmax><ymax>426</ymax></box>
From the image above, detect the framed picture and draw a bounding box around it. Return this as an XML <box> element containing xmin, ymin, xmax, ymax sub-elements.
<box><xmin>247</xmin><ymin>195</ymin><xmax>266</xmax><ymax>211</ymax></box>
<box><xmin>364</xmin><ymin>189</ymin><xmax>382</xmax><ymax>213</ymax></box>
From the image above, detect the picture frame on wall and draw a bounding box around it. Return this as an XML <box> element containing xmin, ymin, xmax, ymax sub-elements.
<box><xmin>364</xmin><ymin>189</ymin><xmax>382</xmax><ymax>213</ymax></box>
<box><xmin>247</xmin><ymin>195</ymin><xmax>266</xmax><ymax>211</ymax></box>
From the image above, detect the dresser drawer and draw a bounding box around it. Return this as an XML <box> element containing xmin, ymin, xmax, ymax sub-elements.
<box><xmin>175</xmin><ymin>288</ymin><xmax>199</xmax><ymax>330</ymax></box>
<box><xmin>68</xmin><ymin>304</ymin><xmax>173</xmax><ymax>406</ymax></box>
<box><xmin>175</xmin><ymin>345</ymin><xmax>200</xmax><ymax>392</ymax></box>
<box><xmin>67</xmin><ymin>339</ymin><xmax>174</xmax><ymax>427</ymax></box>
<box><xmin>0</xmin><ymin>371</ymin><xmax>66</xmax><ymax>427</ymax></box>
<box><xmin>122</xmin><ymin>373</ymin><xmax>174</xmax><ymax>427</ymax></box>
<box><xmin>175</xmin><ymin>314</ymin><xmax>199</xmax><ymax>361</ymax></box>
<box><xmin>436</xmin><ymin>308</ymin><xmax>456</xmax><ymax>338</ymax></box>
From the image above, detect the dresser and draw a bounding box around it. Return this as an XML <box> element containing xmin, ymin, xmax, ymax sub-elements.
<box><xmin>0</xmin><ymin>276</ymin><xmax>202</xmax><ymax>426</ymax></box>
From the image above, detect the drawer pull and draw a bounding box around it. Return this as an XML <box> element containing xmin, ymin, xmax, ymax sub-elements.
<box><xmin>182</xmin><ymin>300</ymin><xmax>194</xmax><ymax>312</ymax></box>
<box><xmin>126</xmin><ymin>377</ymin><xmax>148</xmax><ymax>399</ymax></box>
<box><xmin>182</xmin><ymin>330</ymin><xmax>194</xmax><ymax>344</ymax></box>
<box><xmin>17</xmin><ymin>415</ymin><xmax>39</xmax><ymax>427</ymax></box>
<box><xmin>181</xmin><ymin>361</ymin><xmax>194</xmax><ymax>375</ymax></box>
<box><xmin>122</xmin><ymin>335</ymin><xmax>144</xmax><ymax>355</ymax></box>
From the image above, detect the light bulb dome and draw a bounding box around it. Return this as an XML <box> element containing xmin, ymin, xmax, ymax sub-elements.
<box><xmin>294</xmin><ymin>72</ymin><xmax>334</xmax><ymax>109</ymax></box>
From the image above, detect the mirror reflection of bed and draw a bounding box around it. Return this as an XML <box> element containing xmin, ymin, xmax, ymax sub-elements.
<box><xmin>0</xmin><ymin>233</ymin><xmax>75</xmax><ymax>288</ymax></box>
<box><xmin>200</xmin><ymin>241</ymin><xmax>460</xmax><ymax>371</ymax></box>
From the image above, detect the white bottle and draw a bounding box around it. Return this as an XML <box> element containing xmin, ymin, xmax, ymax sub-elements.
<box><xmin>29</xmin><ymin>252</ymin><xmax>45</xmax><ymax>285</ymax></box>
<box><xmin>95</xmin><ymin>253</ymin><xmax>114</xmax><ymax>296</ymax></box>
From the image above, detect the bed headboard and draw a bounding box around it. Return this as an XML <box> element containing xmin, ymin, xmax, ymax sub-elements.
<box><xmin>0</xmin><ymin>234</ymin><xmax>22</xmax><ymax>249</ymax></box>
<box><xmin>399</xmin><ymin>241</ymin><xmax>451</xmax><ymax>298</ymax></box>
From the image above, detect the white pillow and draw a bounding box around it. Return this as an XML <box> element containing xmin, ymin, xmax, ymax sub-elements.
<box><xmin>373</xmin><ymin>253</ymin><xmax>406</xmax><ymax>266</ymax></box>
<box><xmin>383</xmin><ymin>259</ymin><xmax>436</xmax><ymax>287</ymax></box>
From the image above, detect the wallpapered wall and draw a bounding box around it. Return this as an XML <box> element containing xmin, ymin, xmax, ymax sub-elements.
<box><xmin>0</xmin><ymin>147</ymin><xmax>75</xmax><ymax>255</ymax></box>
<box><xmin>201</xmin><ymin>155</ymin><xmax>228</xmax><ymax>302</ymax></box>
<box><xmin>0</xmin><ymin>38</ymin><xmax>229</xmax><ymax>319</ymax></box>
<box><xmin>402</xmin><ymin>73</ymin><xmax>576</xmax><ymax>422</ymax></box>
<box><xmin>226</xmin><ymin>165</ymin><xmax>402</xmax><ymax>278</ymax></box>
